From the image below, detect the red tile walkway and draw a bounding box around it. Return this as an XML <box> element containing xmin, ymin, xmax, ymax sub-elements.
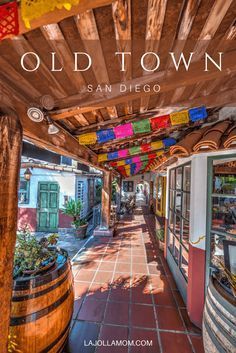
<box><xmin>64</xmin><ymin>213</ymin><xmax>204</xmax><ymax>353</ymax></box>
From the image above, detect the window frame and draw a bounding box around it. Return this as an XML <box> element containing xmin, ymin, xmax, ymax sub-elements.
<box><xmin>167</xmin><ymin>162</ymin><xmax>191</xmax><ymax>281</ymax></box>
<box><xmin>18</xmin><ymin>178</ymin><xmax>30</xmax><ymax>205</ymax></box>
<box><xmin>123</xmin><ymin>181</ymin><xmax>134</xmax><ymax>192</ymax></box>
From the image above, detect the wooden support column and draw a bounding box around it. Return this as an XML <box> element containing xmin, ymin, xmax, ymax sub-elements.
<box><xmin>116</xmin><ymin>177</ymin><xmax>122</xmax><ymax>213</ymax></box>
<box><xmin>0</xmin><ymin>113</ymin><xmax>22</xmax><ymax>353</ymax></box>
<box><xmin>101</xmin><ymin>170</ymin><xmax>112</xmax><ymax>229</ymax></box>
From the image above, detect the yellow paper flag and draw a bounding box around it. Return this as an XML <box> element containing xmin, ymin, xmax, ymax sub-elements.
<box><xmin>170</xmin><ymin>110</ymin><xmax>189</xmax><ymax>126</ymax></box>
<box><xmin>78</xmin><ymin>132</ymin><xmax>97</xmax><ymax>145</ymax></box>
<box><xmin>151</xmin><ymin>140</ymin><xmax>164</xmax><ymax>151</ymax></box>
<box><xmin>21</xmin><ymin>0</ymin><xmax>80</xmax><ymax>29</ymax></box>
<box><xmin>117</xmin><ymin>160</ymin><xmax>126</xmax><ymax>166</ymax></box>
<box><xmin>98</xmin><ymin>154</ymin><xmax>108</xmax><ymax>163</ymax></box>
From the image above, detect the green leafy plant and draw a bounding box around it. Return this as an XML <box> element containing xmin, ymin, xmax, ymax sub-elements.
<box><xmin>14</xmin><ymin>225</ymin><xmax>57</xmax><ymax>278</ymax></box>
<box><xmin>156</xmin><ymin>228</ymin><xmax>165</xmax><ymax>243</ymax></box>
<box><xmin>61</xmin><ymin>199</ymin><xmax>87</xmax><ymax>229</ymax></box>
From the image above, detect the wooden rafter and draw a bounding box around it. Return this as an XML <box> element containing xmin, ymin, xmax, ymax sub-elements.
<box><xmin>75</xmin><ymin>9</ymin><xmax>117</xmax><ymax>119</ymax></box>
<box><xmin>140</xmin><ymin>0</ymin><xmax>167</xmax><ymax>112</ymax></box>
<box><xmin>52</xmin><ymin>50</ymin><xmax>236</xmax><ymax>112</ymax></box>
<box><xmin>112</xmin><ymin>0</ymin><xmax>132</xmax><ymax>115</ymax></box>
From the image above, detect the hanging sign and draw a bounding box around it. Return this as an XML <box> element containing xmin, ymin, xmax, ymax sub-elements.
<box><xmin>114</xmin><ymin>123</ymin><xmax>133</xmax><ymax>139</ymax></box>
<box><xmin>0</xmin><ymin>1</ymin><xmax>19</xmax><ymax>40</ymax></box>
<box><xmin>170</xmin><ymin>110</ymin><xmax>189</xmax><ymax>126</ymax></box>
<box><xmin>150</xmin><ymin>115</ymin><xmax>170</xmax><ymax>130</ymax></box>
<box><xmin>78</xmin><ymin>132</ymin><xmax>97</xmax><ymax>145</ymax></box>
<box><xmin>132</xmin><ymin>119</ymin><xmax>151</xmax><ymax>134</ymax></box>
<box><xmin>189</xmin><ymin>106</ymin><xmax>207</xmax><ymax>122</ymax></box>
<box><xmin>97</xmin><ymin>128</ymin><xmax>115</xmax><ymax>143</ymax></box>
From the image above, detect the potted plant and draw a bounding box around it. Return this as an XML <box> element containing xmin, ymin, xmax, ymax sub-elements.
<box><xmin>156</xmin><ymin>228</ymin><xmax>165</xmax><ymax>251</ymax></box>
<box><xmin>13</xmin><ymin>226</ymin><xmax>60</xmax><ymax>278</ymax></box>
<box><xmin>61</xmin><ymin>199</ymin><xmax>88</xmax><ymax>238</ymax></box>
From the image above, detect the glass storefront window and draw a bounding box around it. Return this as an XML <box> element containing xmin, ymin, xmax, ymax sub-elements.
<box><xmin>168</xmin><ymin>163</ymin><xmax>191</xmax><ymax>281</ymax></box>
<box><xmin>209</xmin><ymin>157</ymin><xmax>236</xmax><ymax>296</ymax></box>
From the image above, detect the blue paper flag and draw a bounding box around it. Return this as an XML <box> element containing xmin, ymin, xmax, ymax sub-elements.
<box><xmin>131</xmin><ymin>163</ymin><xmax>136</xmax><ymax>175</ymax></box>
<box><xmin>108</xmin><ymin>151</ymin><xmax>119</xmax><ymax>160</ymax></box>
<box><xmin>125</xmin><ymin>158</ymin><xmax>133</xmax><ymax>165</ymax></box>
<box><xmin>189</xmin><ymin>106</ymin><xmax>207</xmax><ymax>122</ymax></box>
<box><xmin>163</xmin><ymin>138</ymin><xmax>176</xmax><ymax>147</ymax></box>
<box><xmin>97</xmin><ymin>128</ymin><xmax>115</xmax><ymax>143</ymax></box>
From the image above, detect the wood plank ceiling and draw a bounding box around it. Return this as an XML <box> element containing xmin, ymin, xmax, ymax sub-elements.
<box><xmin>0</xmin><ymin>0</ymin><xmax>235</xmax><ymax>174</ymax></box>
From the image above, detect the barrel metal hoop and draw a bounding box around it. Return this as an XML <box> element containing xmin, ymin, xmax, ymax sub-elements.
<box><xmin>10</xmin><ymin>285</ymin><xmax>73</xmax><ymax>326</ymax></box>
<box><xmin>39</xmin><ymin>315</ymin><xmax>72</xmax><ymax>353</ymax></box>
<box><xmin>203</xmin><ymin>316</ymin><xmax>227</xmax><ymax>353</ymax></box>
<box><xmin>204</xmin><ymin>302</ymin><xmax>236</xmax><ymax>349</ymax></box>
<box><xmin>206</xmin><ymin>294</ymin><xmax>236</xmax><ymax>336</ymax></box>
<box><xmin>12</xmin><ymin>270</ymin><xmax>72</xmax><ymax>302</ymax></box>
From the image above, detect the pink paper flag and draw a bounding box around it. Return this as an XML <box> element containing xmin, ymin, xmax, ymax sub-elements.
<box><xmin>133</xmin><ymin>156</ymin><xmax>141</xmax><ymax>163</ymax></box>
<box><xmin>118</xmin><ymin>149</ymin><xmax>129</xmax><ymax>158</ymax></box>
<box><xmin>114</xmin><ymin>123</ymin><xmax>133</xmax><ymax>139</ymax></box>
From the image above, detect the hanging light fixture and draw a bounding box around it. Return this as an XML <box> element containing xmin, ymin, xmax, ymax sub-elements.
<box><xmin>24</xmin><ymin>168</ymin><xmax>32</xmax><ymax>181</ymax></box>
<box><xmin>45</xmin><ymin>115</ymin><xmax>60</xmax><ymax>135</ymax></box>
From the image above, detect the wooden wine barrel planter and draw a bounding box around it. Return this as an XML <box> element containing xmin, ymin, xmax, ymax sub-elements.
<box><xmin>203</xmin><ymin>277</ymin><xmax>236</xmax><ymax>353</ymax></box>
<box><xmin>10</xmin><ymin>251</ymin><xmax>74</xmax><ymax>353</ymax></box>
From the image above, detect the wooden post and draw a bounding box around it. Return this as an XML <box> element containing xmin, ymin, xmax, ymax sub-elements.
<box><xmin>0</xmin><ymin>113</ymin><xmax>22</xmax><ymax>353</ymax></box>
<box><xmin>116</xmin><ymin>177</ymin><xmax>122</xmax><ymax>213</ymax></box>
<box><xmin>101</xmin><ymin>170</ymin><xmax>112</xmax><ymax>229</ymax></box>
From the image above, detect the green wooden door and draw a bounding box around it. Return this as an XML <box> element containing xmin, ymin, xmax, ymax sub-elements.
<box><xmin>37</xmin><ymin>182</ymin><xmax>59</xmax><ymax>231</ymax></box>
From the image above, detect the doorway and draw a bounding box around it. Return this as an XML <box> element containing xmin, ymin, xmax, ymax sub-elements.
<box><xmin>37</xmin><ymin>182</ymin><xmax>59</xmax><ymax>231</ymax></box>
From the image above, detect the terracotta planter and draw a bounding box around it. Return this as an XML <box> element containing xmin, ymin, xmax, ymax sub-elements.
<box><xmin>75</xmin><ymin>223</ymin><xmax>88</xmax><ymax>239</ymax></box>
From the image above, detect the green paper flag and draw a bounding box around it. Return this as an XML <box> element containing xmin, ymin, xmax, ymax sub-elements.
<box><xmin>132</xmin><ymin>119</ymin><xmax>151</xmax><ymax>134</ymax></box>
<box><xmin>129</xmin><ymin>146</ymin><xmax>140</xmax><ymax>155</ymax></box>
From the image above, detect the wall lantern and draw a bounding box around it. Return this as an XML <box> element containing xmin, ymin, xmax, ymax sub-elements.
<box><xmin>24</xmin><ymin>168</ymin><xmax>32</xmax><ymax>181</ymax></box>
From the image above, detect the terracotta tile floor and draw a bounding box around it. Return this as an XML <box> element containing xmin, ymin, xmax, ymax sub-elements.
<box><xmin>64</xmin><ymin>213</ymin><xmax>203</xmax><ymax>353</ymax></box>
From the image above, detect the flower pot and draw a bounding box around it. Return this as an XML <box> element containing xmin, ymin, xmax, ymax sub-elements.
<box><xmin>75</xmin><ymin>223</ymin><xmax>88</xmax><ymax>239</ymax></box>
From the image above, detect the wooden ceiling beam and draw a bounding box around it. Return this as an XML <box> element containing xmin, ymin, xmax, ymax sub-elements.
<box><xmin>53</xmin><ymin>50</ymin><xmax>236</xmax><ymax>111</ymax></box>
<box><xmin>140</xmin><ymin>0</ymin><xmax>167</xmax><ymax>112</ymax></box>
<box><xmin>10</xmin><ymin>36</ymin><xmax>67</xmax><ymax>99</ymax></box>
<box><xmin>75</xmin><ymin>9</ymin><xmax>117</xmax><ymax>119</ymax></box>
<box><xmin>112</xmin><ymin>0</ymin><xmax>132</xmax><ymax>115</ymax></box>
<box><xmin>6</xmin><ymin>1</ymin><xmax>114</xmax><ymax>37</ymax></box>
<box><xmin>40</xmin><ymin>24</ymin><xmax>86</xmax><ymax>92</ymax></box>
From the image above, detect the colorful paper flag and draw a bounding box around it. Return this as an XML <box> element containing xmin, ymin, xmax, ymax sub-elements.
<box><xmin>141</xmin><ymin>144</ymin><xmax>151</xmax><ymax>153</ymax></box>
<box><xmin>78</xmin><ymin>132</ymin><xmax>97</xmax><ymax>145</ymax></box>
<box><xmin>114</xmin><ymin>123</ymin><xmax>133</xmax><ymax>139</ymax></box>
<box><xmin>98</xmin><ymin>154</ymin><xmax>108</xmax><ymax>162</ymax></box>
<box><xmin>133</xmin><ymin>156</ymin><xmax>141</xmax><ymax>163</ymax></box>
<box><xmin>0</xmin><ymin>1</ymin><xmax>19</xmax><ymax>40</ymax></box>
<box><xmin>129</xmin><ymin>146</ymin><xmax>140</xmax><ymax>155</ymax></box>
<box><xmin>21</xmin><ymin>0</ymin><xmax>80</xmax><ymax>29</ymax></box>
<box><xmin>163</xmin><ymin>138</ymin><xmax>176</xmax><ymax>147</ymax></box>
<box><xmin>189</xmin><ymin>106</ymin><xmax>207</xmax><ymax>122</ymax></box>
<box><xmin>97</xmin><ymin>128</ymin><xmax>115</xmax><ymax>143</ymax></box>
<box><xmin>118</xmin><ymin>149</ymin><xmax>129</xmax><ymax>158</ymax></box>
<box><xmin>150</xmin><ymin>115</ymin><xmax>170</xmax><ymax>130</ymax></box>
<box><xmin>132</xmin><ymin>119</ymin><xmax>151</xmax><ymax>134</ymax></box>
<box><xmin>108</xmin><ymin>151</ymin><xmax>119</xmax><ymax>160</ymax></box>
<box><xmin>151</xmin><ymin>140</ymin><xmax>164</xmax><ymax>151</ymax></box>
<box><xmin>170</xmin><ymin>110</ymin><xmax>189</xmax><ymax>126</ymax></box>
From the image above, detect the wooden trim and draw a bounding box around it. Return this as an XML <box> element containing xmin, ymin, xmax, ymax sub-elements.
<box><xmin>101</xmin><ymin>170</ymin><xmax>112</xmax><ymax>229</ymax></box>
<box><xmin>0</xmin><ymin>112</ymin><xmax>23</xmax><ymax>353</ymax></box>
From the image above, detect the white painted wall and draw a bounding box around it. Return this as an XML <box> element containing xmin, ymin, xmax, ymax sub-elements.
<box><xmin>166</xmin><ymin>149</ymin><xmax>236</xmax><ymax>250</ymax></box>
<box><xmin>19</xmin><ymin>168</ymin><xmax>76</xmax><ymax>209</ymax></box>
